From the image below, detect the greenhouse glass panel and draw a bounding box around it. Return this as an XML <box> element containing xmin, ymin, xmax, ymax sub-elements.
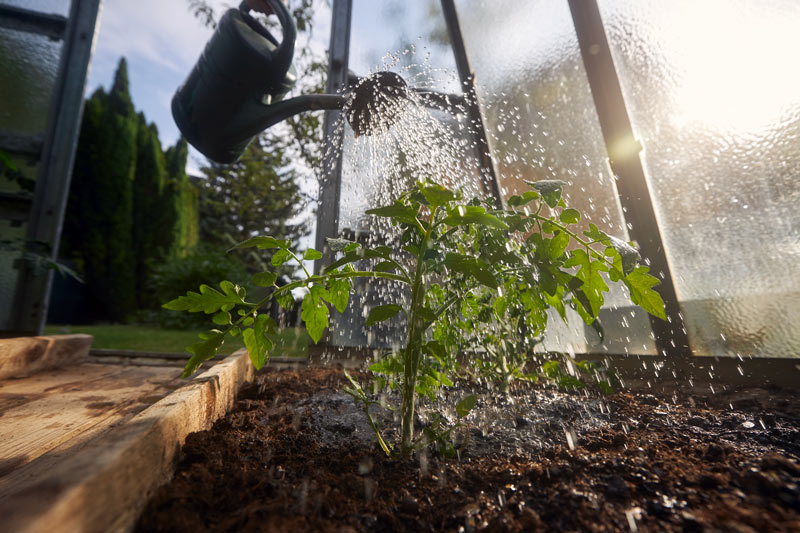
<box><xmin>0</xmin><ymin>27</ymin><xmax>61</xmax><ymax>135</ymax></box>
<box><xmin>455</xmin><ymin>0</ymin><xmax>656</xmax><ymax>355</ymax></box>
<box><xmin>599</xmin><ymin>0</ymin><xmax>800</xmax><ymax>358</ymax></box>
<box><xmin>0</xmin><ymin>0</ymin><xmax>69</xmax><ymax>17</ymax></box>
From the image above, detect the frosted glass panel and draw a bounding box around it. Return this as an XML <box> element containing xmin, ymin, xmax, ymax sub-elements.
<box><xmin>0</xmin><ymin>27</ymin><xmax>61</xmax><ymax>135</ymax></box>
<box><xmin>455</xmin><ymin>0</ymin><xmax>656</xmax><ymax>354</ymax></box>
<box><xmin>0</xmin><ymin>0</ymin><xmax>70</xmax><ymax>17</ymax></box>
<box><xmin>599</xmin><ymin>0</ymin><xmax>800</xmax><ymax>358</ymax></box>
<box><xmin>349</xmin><ymin>0</ymin><xmax>459</xmax><ymax>93</ymax></box>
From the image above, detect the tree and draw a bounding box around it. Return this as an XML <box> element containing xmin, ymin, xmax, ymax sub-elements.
<box><xmin>63</xmin><ymin>58</ymin><xmax>138</xmax><ymax>320</ymax></box>
<box><xmin>133</xmin><ymin>114</ymin><xmax>169</xmax><ymax>308</ymax></box>
<box><xmin>197</xmin><ymin>137</ymin><xmax>307</xmax><ymax>272</ymax></box>
<box><xmin>165</xmin><ymin>138</ymin><xmax>199</xmax><ymax>258</ymax></box>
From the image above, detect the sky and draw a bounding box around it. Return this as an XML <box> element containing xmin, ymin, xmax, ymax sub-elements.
<box><xmin>83</xmin><ymin>0</ymin><xmax>454</xmax><ymax>175</ymax></box>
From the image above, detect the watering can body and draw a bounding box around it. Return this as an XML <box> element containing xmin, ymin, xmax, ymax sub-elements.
<box><xmin>172</xmin><ymin>1</ymin><xmax>297</xmax><ymax>163</ymax></box>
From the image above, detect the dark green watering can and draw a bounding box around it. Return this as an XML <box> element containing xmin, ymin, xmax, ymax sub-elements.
<box><xmin>172</xmin><ymin>0</ymin><xmax>413</xmax><ymax>163</ymax></box>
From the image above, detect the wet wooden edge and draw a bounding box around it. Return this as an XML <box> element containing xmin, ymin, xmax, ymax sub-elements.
<box><xmin>0</xmin><ymin>348</ymin><xmax>254</xmax><ymax>533</ymax></box>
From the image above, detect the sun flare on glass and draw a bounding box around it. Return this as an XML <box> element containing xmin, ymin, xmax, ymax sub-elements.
<box><xmin>665</xmin><ymin>1</ymin><xmax>800</xmax><ymax>133</ymax></box>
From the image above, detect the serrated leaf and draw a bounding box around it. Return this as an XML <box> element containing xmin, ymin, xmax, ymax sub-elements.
<box><xmin>560</xmin><ymin>208</ymin><xmax>580</xmax><ymax>224</ymax></box>
<box><xmin>369</xmin><ymin>355</ymin><xmax>404</xmax><ymax>375</ymax></box>
<box><xmin>326</xmin><ymin>237</ymin><xmax>358</xmax><ymax>252</ymax></box>
<box><xmin>444</xmin><ymin>253</ymin><xmax>498</xmax><ymax>289</ymax></box>
<box><xmin>374</xmin><ymin>260</ymin><xmax>397</xmax><ymax>272</ymax></box>
<box><xmin>252</xmin><ymin>271</ymin><xmax>278</xmax><ymax>287</ymax></box>
<box><xmin>303</xmin><ymin>248</ymin><xmax>323</xmax><ymax>260</ymax></box>
<box><xmin>366</xmin><ymin>203</ymin><xmax>419</xmax><ymax>224</ymax></box>
<box><xmin>550</xmin><ymin>231</ymin><xmax>570</xmax><ymax>260</ymax></box>
<box><xmin>182</xmin><ymin>331</ymin><xmax>225</xmax><ymax>378</ymax></box>
<box><xmin>271</xmin><ymin>248</ymin><xmax>291</xmax><ymax>266</ymax></box>
<box><xmin>301</xmin><ymin>290</ymin><xmax>329</xmax><ymax>343</ymax></box>
<box><xmin>420</xmin><ymin>183</ymin><xmax>457</xmax><ymax>207</ymax></box>
<box><xmin>276</xmin><ymin>291</ymin><xmax>295</xmax><ymax>310</ymax></box>
<box><xmin>325</xmin><ymin>277</ymin><xmax>351</xmax><ymax>313</ymax></box>
<box><xmin>607</xmin><ymin>236</ymin><xmax>640</xmax><ymax>275</ymax></box>
<box><xmin>507</xmin><ymin>190</ymin><xmax>540</xmax><ymax>207</ymax></box>
<box><xmin>456</xmin><ymin>394</ymin><xmax>477</xmax><ymax>418</ymax></box>
<box><xmin>212</xmin><ymin>311</ymin><xmax>231</xmax><ymax>326</ymax></box>
<box><xmin>443</xmin><ymin>205</ymin><xmax>508</xmax><ymax>230</ymax></box>
<box><xmin>527</xmin><ymin>180</ymin><xmax>566</xmax><ymax>208</ymax></box>
<box><xmin>624</xmin><ymin>266</ymin><xmax>666</xmax><ymax>320</ymax></box>
<box><xmin>243</xmin><ymin>314</ymin><xmax>274</xmax><ymax>369</ymax></box>
<box><xmin>229</xmin><ymin>236</ymin><xmax>285</xmax><ymax>251</ymax></box>
<box><xmin>163</xmin><ymin>283</ymin><xmax>244</xmax><ymax>314</ymax></box>
<box><xmin>366</xmin><ymin>304</ymin><xmax>403</xmax><ymax>326</ymax></box>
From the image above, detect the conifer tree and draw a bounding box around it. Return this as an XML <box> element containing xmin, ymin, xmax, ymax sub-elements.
<box><xmin>63</xmin><ymin>57</ymin><xmax>138</xmax><ymax>320</ymax></box>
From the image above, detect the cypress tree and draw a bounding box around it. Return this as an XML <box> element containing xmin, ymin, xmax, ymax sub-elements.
<box><xmin>164</xmin><ymin>138</ymin><xmax>199</xmax><ymax>257</ymax></box>
<box><xmin>133</xmin><ymin>114</ymin><xmax>168</xmax><ymax>308</ymax></box>
<box><xmin>63</xmin><ymin>57</ymin><xmax>138</xmax><ymax>320</ymax></box>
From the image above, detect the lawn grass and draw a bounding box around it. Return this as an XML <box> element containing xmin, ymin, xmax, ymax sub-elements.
<box><xmin>44</xmin><ymin>324</ymin><xmax>309</xmax><ymax>358</ymax></box>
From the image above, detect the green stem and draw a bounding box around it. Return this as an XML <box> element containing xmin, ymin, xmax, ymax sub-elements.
<box><xmin>400</xmin><ymin>210</ymin><xmax>436</xmax><ymax>458</ymax></box>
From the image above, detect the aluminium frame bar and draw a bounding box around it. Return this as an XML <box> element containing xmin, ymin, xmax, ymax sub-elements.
<box><xmin>439</xmin><ymin>0</ymin><xmax>503</xmax><ymax>207</ymax></box>
<box><xmin>314</xmin><ymin>0</ymin><xmax>352</xmax><ymax>272</ymax></box>
<box><xmin>10</xmin><ymin>0</ymin><xmax>102</xmax><ymax>335</ymax></box>
<box><xmin>567</xmin><ymin>0</ymin><xmax>691</xmax><ymax>359</ymax></box>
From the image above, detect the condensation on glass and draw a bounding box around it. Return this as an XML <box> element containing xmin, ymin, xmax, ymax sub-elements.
<box><xmin>0</xmin><ymin>26</ymin><xmax>62</xmax><ymax>135</ymax></box>
<box><xmin>599</xmin><ymin>0</ymin><xmax>800</xmax><ymax>358</ymax></box>
<box><xmin>455</xmin><ymin>0</ymin><xmax>656</xmax><ymax>355</ymax></box>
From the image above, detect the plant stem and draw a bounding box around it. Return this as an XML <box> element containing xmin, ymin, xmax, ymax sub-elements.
<box><xmin>400</xmin><ymin>210</ymin><xmax>436</xmax><ymax>458</ymax></box>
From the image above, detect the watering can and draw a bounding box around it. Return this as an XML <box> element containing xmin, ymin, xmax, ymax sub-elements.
<box><xmin>172</xmin><ymin>0</ymin><xmax>412</xmax><ymax>163</ymax></box>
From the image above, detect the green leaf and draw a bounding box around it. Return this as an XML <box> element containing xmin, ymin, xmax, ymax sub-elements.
<box><xmin>597</xmin><ymin>380</ymin><xmax>614</xmax><ymax>394</ymax></box>
<box><xmin>444</xmin><ymin>253</ymin><xmax>498</xmax><ymax>289</ymax></box>
<box><xmin>229</xmin><ymin>236</ymin><xmax>285</xmax><ymax>251</ymax></box>
<box><xmin>271</xmin><ymin>248</ymin><xmax>291</xmax><ymax>266</ymax></box>
<box><xmin>420</xmin><ymin>183</ymin><xmax>457</xmax><ymax>207</ymax></box>
<box><xmin>542</xmin><ymin>360</ymin><xmax>560</xmax><ymax>379</ymax></box>
<box><xmin>212</xmin><ymin>311</ymin><xmax>231</xmax><ymax>326</ymax></box>
<box><xmin>303</xmin><ymin>248</ymin><xmax>323</xmax><ymax>260</ymax></box>
<box><xmin>301</xmin><ymin>290</ymin><xmax>329</xmax><ymax>343</ymax></box>
<box><xmin>550</xmin><ymin>231</ymin><xmax>570</xmax><ymax>260</ymax></box>
<box><xmin>375</xmin><ymin>261</ymin><xmax>397</xmax><ymax>272</ymax></box>
<box><xmin>507</xmin><ymin>190</ymin><xmax>540</xmax><ymax>207</ymax></box>
<box><xmin>163</xmin><ymin>284</ymin><xmax>244</xmax><ymax>314</ymax></box>
<box><xmin>624</xmin><ymin>266</ymin><xmax>666</xmax><ymax>320</ymax></box>
<box><xmin>443</xmin><ymin>205</ymin><xmax>509</xmax><ymax>230</ymax></box>
<box><xmin>182</xmin><ymin>331</ymin><xmax>225</xmax><ymax>378</ymax></box>
<box><xmin>230</xmin><ymin>326</ymin><xmax>241</xmax><ymax>336</ymax></box>
<box><xmin>325</xmin><ymin>278</ymin><xmax>351</xmax><ymax>313</ymax></box>
<box><xmin>243</xmin><ymin>314</ymin><xmax>275</xmax><ymax>369</ymax></box>
<box><xmin>456</xmin><ymin>394</ymin><xmax>477</xmax><ymax>418</ymax></box>
<box><xmin>560</xmin><ymin>208</ymin><xmax>580</xmax><ymax>224</ymax></box>
<box><xmin>276</xmin><ymin>291</ymin><xmax>295</xmax><ymax>310</ymax></box>
<box><xmin>366</xmin><ymin>203</ymin><xmax>419</xmax><ymax>224</ymax></box>
<box><xmin>369</xmin><ymin>354</ymin><xmax>404</xmax><ymax>375</ymax></box>
<box><xmin>366</xmin><ymin>304</ymin><xmax>403</xmax><ymax>326</ymax></box>
<box><xmin>607</xmin><ymin>236</ymin><xmax>640</xmax><ymax>275</ymax></box>
<box><xmin>564</xmin><ymin>249</ymin><xmax>608</xmax><ymax>316</ymax></box>
<box><xmin>326</xmin><ymin>237</ymin><xmax>359</xmax><ymax>252</ymax></box>
<box><xmin>527</xmin><ymin>180</ymin><xmax>566</xmax><ymax>208</ymax></box>
<box><xmin>252</xmin><ymin>271</ymin><xmax>278</xmax><ymax>287</ymax></box>
<box><xmin>493</xmin><ymin>295</ymin><xmax>507</xmax><ymax>318</ymax></box>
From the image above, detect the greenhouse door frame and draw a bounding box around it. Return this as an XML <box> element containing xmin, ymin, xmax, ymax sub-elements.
<box><xmin>314</xmin><ymin>0</ymin><xmax>800</xmax><ymax>387</ymax></box>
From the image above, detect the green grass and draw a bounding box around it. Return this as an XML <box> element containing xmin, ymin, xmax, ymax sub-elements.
<box><xmin>44</xmin><ymin>324</ymin><xmax>309</xmax><ymax>358</ymax></box>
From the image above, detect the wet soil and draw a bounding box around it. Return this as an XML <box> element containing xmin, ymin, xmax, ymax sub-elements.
<box><xmin>138</xmin><ymin>366</ymin><xmax>800</xmax><ymax>532</ymax></box>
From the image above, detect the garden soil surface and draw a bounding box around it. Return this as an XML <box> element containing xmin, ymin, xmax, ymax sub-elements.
<box><xmin>137</xmin><ymin>366</ymin><xmax>800</xmax><ymax>532</ymax></box>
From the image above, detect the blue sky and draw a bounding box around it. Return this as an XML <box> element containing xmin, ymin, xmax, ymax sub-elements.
<box><xmin>84</xmin><ymin>0</ymin><xmax>456</xmax><ymax>173</ymax></box>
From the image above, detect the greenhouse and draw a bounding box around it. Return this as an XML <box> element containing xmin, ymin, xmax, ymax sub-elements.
<box><xmin>0</xmin><ymin>0</ymin><xmax>798</xmax><ymax>531</ymax></box>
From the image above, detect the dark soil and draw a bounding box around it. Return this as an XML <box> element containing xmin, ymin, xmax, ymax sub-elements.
<box><xmin>137</xmin><ymin>366</ymin><xmax>800</xmax><ymax>532</ymax></box>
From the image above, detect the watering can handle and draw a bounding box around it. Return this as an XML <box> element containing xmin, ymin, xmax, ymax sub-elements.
<box><xmin>239</xmin><ymin>0</ymin><xmax>296</xmax><ymax>77</ymax></box>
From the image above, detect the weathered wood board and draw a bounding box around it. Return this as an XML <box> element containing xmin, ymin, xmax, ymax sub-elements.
<box><xmin>0</xmin><ymin>349</ymin><xmax>254</xmax><ymax>533</ymax></box>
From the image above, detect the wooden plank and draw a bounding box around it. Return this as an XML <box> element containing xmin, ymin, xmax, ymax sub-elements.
<box><xmin>0</xmin><ymin>363</ymin><xmax>180</xmax><ymax>483</ymax></box>
<box><xmin>0</xmin><ymin>334</ymin><xmax>92</xmax><ymax>379</ymax></box>
<box><xmin>0</xmin><ymin>350</ymin><xmax>254</xmax><ymax>533</ymax></box>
